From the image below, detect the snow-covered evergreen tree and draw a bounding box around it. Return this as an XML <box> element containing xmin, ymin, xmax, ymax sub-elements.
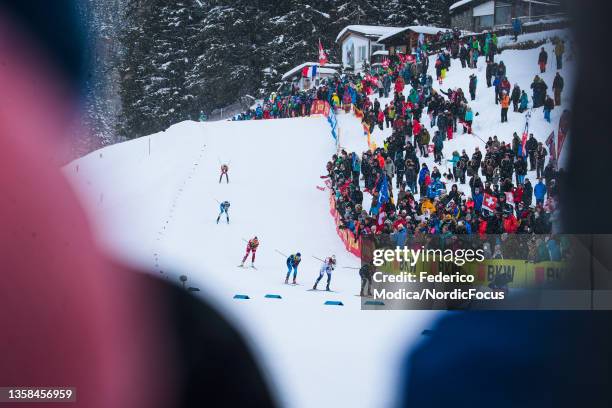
<box><xmin>77</xmin><ymin>0</ymin><xmax>125</xmax><ymax>155</ymax></box>
<box><xmin>116</xmin><ymin>0</ymin><xmax>452</xmax><ymax>139</ymax></box>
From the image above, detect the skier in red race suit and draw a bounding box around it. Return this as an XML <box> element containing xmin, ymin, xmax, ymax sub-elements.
<box><xmin>219</xmin><ymin>164</ymin><xmax>229</xmax><ymax>183</ymax></box>
<box><xmin>240</xmin><ymin>237</ymin><xmax>259</xmax><ymax>267</ymax></box>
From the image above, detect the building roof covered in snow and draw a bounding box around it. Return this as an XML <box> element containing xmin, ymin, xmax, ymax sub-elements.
<box><xmin>335</xmin><ymin>25</ymin><xmax>404</xmax><ymax>43</ymax></box>
<box><xmin>281</xmin><ymin>62</ymin><xmax>340</xmax><ymax>81</ymax></box>
<box><xmin>378</xmin><ymin>25</ymin><xmax>451</xmax><ymax>43</ymax></box>
<box><xmin>372</xmin><ymin>50</ymin><xmax>389</xmax><ymax>56</ymax></box>
<box><xmin>450</xmin><ymin>0</ymin><xmax>562</xmax><ymax>14</ymax></box>
<box><xmin>450</xmin><ymin>0</ymin><xmax>475</xmax><ymax>12</ymax></box>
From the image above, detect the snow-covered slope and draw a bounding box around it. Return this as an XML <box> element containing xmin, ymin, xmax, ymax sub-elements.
<box><xmin>66</xmin><ymin>117</ymin><xmax>437</xmax><ymax>408</ymax></box>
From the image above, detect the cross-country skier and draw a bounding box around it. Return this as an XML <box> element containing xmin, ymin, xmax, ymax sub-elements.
<box><xmin>285</xmin><ymin>253</ymin><xmax>301</xmax><ymax>284</ymax></box>
<box><xmin>216</xmin><ymin>200</ymin><xmax>230</xmax><ymax>224</ymax></box>
<box><xmin>313</xmin><ymin>255</ymin><xmax>336</xmax><ymax>291</ymax></box>
<box><xmin>219</xmin><ymin>164</ymin><xmax>229</xmax><ymax>183</ymax></box>
<box><xmin>240</xmin><ymin>236</ymin><xmax>259</xmax><ymax>267</ymax></box>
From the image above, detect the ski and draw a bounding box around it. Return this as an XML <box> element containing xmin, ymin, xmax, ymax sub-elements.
<box><xmin>237</xmin><ymin>264</ymin><xmax>256</xmax><ymax>269</ymax></box>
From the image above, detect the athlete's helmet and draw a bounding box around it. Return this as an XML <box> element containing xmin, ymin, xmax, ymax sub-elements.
<box><xmin>296</xmin><ymin>252</ymin><xmax>301</xmax><ymax>257</ymax></box>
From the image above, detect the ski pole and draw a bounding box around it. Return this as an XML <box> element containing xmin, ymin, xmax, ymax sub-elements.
<box><xmin>473</xmin><ymin>133</ymin><xmax>487</xmax><ymax>144</ymax></box>
<box><xmin>312</xmin><ymin>255</ymin><xmax>325</xmax><ymax>262</ymax></box>
<box><xmin>342</xmin><ymin>266</ymin><xmax>360</xmax><ymax>270</ymax></box>
<box><xmin>213</xmin><ymin>198</ymin><xmax>220</xmax><ymax>204</ymax></box>
<box><xmin>275</xmin><ymin>249</ymin><xmax>288</xmax><ymax>258</ymax></box>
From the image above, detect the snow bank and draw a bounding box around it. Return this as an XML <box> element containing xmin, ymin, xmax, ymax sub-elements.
<box><xmin>65</xmin><ymin>117</ymin><xmax>437</xmax><ymax>408</ymax></box>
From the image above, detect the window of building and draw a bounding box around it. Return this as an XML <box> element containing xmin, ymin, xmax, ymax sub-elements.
<box><xmin>495</xmin><ymin>2</ymin><xmax>512</xmax><ymax>26</ymax></box>
<box><xmin>358</xmin><ymin>45</ymin><xmax>367</xmax><ymax>62</ymax></box>
<box><xmin>474</xmin><ymin>14</ymin><xmax>494</xmax><ymax>31</ymax></box>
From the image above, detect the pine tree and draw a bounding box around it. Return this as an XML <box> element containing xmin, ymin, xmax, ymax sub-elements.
<box><xmin>116</xmin><ymin>0</ymin><xmax>453</xmax><ymax>139</ymax></box>
<box><xmin>77</xmin><ymin>0</ymin><xmax>125</xmax><ymax>155</ymax></box>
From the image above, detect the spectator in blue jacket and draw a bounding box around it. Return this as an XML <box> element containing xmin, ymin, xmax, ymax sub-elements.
<box><xmin>418</xmin><ymin>164</ymin><xmax>429</xmax><ymax>193</ymax></box>
<box><xmin>351</xmin><ymin>152</ymin><xmax>361</xmax><ymax>186</ymax></box>
<box><xmin>519</xmin><ymin>90</ymin><xmax>529</xmax><ymax>112</ymax></box>
<box><xmin>392</xmin><ymin>224</ymin><xmax>408</xmax><ymax>247</ymax></box>
<box><xmin>512</xmin><ymin>18</ymin><xmax>522</xmax><ymax>41</ymax></box>
<box><xmin>534</xmin><ymin>178</ymin><xmax>547</xmax><ymax>205</ymax></box>
<box><xmin>493</xmin><ymin>75</ymin><xmax>501</xmax><ymax>104</ymax></box>
<box><xmin>472</xmin><ymin>187</ymin><xmax>484</xmax><ymax>213</ymax></box>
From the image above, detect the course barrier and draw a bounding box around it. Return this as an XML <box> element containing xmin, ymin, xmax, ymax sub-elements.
<box><xmin>312</xmin><ymin>100</ymin><xmax>338</xmax><ymax>147</ymax></box>
<box><xmin>324</xmin><ymin>300</ymin><xmax>344</xmax><ymax>306</ymax></box>
<box><xmin>329</xmin><ymin>192</ymin><xmax>361</xmax><ymax>258</ymax></box>
<box><xmin>233</xmin><ymin>294</ymin><xmax>250</xmax><ymax>300</ymax></box>
<box><xmin>264</xmin><ymin>294</ymin><xmax>282</xmax><ymax>299</ymax></box>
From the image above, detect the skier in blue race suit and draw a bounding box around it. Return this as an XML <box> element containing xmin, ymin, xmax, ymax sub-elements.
<box><xmin>285</xmin><ymin>253</ymin><xmax>301</xmax><ymax>284</ymax></box>
<box><xmin>216</xmin><ymin>200</ymin><xmax>230</xmax><ymax>224</ymax></box>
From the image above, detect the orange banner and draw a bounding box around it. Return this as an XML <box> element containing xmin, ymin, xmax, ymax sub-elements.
<box><xmin>329</xmin><ymin>193</ymin><xmax>361</xmax><ymax>258</ymax></box>
<box><xmin>311</xmin><ymin>100</ymin><xmax>331</xmax><ymax>116</ymax></box>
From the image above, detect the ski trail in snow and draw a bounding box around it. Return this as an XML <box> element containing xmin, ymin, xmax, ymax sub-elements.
<box><xmin>153</xmin><ymin>143</ymin><xmax>207</xmax><ymax>282</ymax></box>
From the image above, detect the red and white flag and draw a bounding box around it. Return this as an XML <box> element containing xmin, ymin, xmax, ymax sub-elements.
<box><xmin>557</xmin><ymin>110</ymin><xmax>570</xmax><ymax>161</ymax></box>
<box><xmin>546</xmin><ymin>131</ymin><xmax>557</xmax><ymax>164</ymax></box>
<box><xmin>318</xmin><ymin>39</ymin><xmax>328</xmax><ymax>66</ymax></box>
<box><xmin>483</xmin><ymin>193</ymin><xmax>498</xmax><ymax>213</ymax></box>
<box><xmin>521</xmin><ymin>111</ymin><xmax>531</xmax><ymax>157</ymax></box>
<box><xmin>505</xmin><ymin>192</ymin><xmax>515</xmax><ymax>207</ymax></box>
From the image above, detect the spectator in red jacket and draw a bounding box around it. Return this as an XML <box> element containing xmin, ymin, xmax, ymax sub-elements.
<box><xmin>513</xmin><ymin>184</ymin><xmax>524</xmax><ymax>204</ymax></box>
<box><xmin>395</xmin><ymin>76</ymin><xmax>405</xmax><ymax>93</ymax></box>
<box><xmin>503</xmin><ymin>213</ymin><xmax>519</xmax><ymax>233</ymax></box>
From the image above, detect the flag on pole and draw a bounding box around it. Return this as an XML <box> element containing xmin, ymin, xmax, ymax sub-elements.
<box><xmin>521</xmin><ymin>111</ymin><xmax>531</xmax><ymax>157</ymax></box>
<box><xmin>546</xmin><ymin>131</ymin><xmax>556</xmax><ymax>165</ymax></box>
<box><xmin>301</xmin><ymin>64</ymin><xmax>318</xmax><ymax>78</ymax></box>
<box><xmin>482</xmin><ymin>193</ymin><xmax>498</xmax><ymax>213</ymax></box>
<box><xmin>382</xmin><ymin>57</ymin><xmax>390</xmax><ymax>68</ymax></box>
<box><xmin>318</xmin><ymin>39</ymin><xmax>328</xmax><ymax>66</ymax></box>
<box><xmin>505</xmin><ymin>192</ymin><xmax>515</xmax><ymax>208</ymax></box>
<box><xmin>378</xmin><ymin>175</ymin><xmax>389</xmax><ymax>205</ymax></box>
<box><xmin>557</xmin><ymin>109</ymin><xmax>570</xmax><ymax>161</ymax></box>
